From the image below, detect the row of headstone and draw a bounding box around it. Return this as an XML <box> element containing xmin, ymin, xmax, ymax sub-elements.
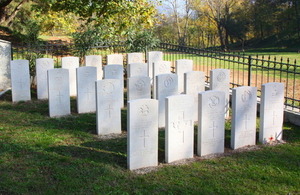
<box><xmin>127</xmin><ymin>82</ymin><xmax>284</xmax><ymax>170</ymax></box>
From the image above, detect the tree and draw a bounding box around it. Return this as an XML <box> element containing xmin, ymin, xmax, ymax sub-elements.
<box><xmin>0</xmin><ymin>0</ymin><xmax>29</xmax><ymax>26</ymax></box>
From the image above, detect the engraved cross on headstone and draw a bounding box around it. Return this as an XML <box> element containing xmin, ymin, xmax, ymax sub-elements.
<box><xmin>105</xmin><ymin>104</ymin><xmax>113</xmax><ymax>118</ymax></box>
<box><xmin>140</xmin><ymin>129</ymin><xmax>150</xmax><ymax>148</ymax></box>
<box><xmin>57</xmin><ymin>91</ymin><xmax>63</xmax><ymax>104</ymax></box>
<box><xmin>272</xmin><ymin>111</ymin><xmax>278</xmax><ymax>126</ymax></box>
<box><xmin>243</xmin><ymin>114</ymin><xmax>251</xmax><ymax>130</ymax></box>
<box><xmin>209</xmin><ymin>121</ymin><xmax>218</xmax><ymax>138</ymax></box>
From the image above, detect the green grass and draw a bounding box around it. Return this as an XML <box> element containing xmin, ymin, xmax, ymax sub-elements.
<box><xmin>0</xmin><ymin>91</ymin><xmax>299</xmax><ymax>194</ymax></box>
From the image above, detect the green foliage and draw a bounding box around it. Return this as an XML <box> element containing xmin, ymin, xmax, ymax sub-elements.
<box><xmin>126</xmin><ymin>30</ymin><xmax>160</xmax><ymax>52</ymax></box>
<box><xmin>71</xmin><ymin>25</ymin><xmax>108</xmax><ymax>60</ymax></box>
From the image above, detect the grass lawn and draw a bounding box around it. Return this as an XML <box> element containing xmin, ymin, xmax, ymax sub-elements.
<box><xmin>0</xmin><ymin>90</ymin><xmax>299</xmax><ymax>194</ymax></box>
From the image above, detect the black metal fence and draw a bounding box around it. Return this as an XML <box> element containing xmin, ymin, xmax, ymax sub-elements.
<box><xmin>11</xmin><ymin>42</ymin><xmax>300</xmax><ymax>111</ymax></box>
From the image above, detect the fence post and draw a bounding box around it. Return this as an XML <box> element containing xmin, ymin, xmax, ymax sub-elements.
<box><xmin>248</xmin><ymin>56</ymin><xmax>252</xmax><ymax>86</ymax></box>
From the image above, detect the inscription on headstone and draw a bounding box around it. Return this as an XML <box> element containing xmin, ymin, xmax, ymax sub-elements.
<box><xmin>11</xmin><ymin>60</ymin><xmax>31</xmax><ymax>102</ymax></box>
<box><xmin>259</xmin><ymin>82</ymin><xmax>284</xmax><ymax>144</ymax></box>
<box><xmin>231</xmin><ymin>86</ymin><xmax>257</xmax><ymax>149</ymax></box>
<box><xmin>76</xmin><ymin>66</ymin><xmax>97</xmax><ymax>113</ymax></box>
<box><xmin>198</xmin><ymin>90</ymin><xmax>225</xmax><ymax>156</ymax></box>
<box><xmin>166</xmin><ymin>94</ymin><xmax>194</xmax><ymax>163</ymax></box>
<box><xmin>36</xmin><ymin>58</ymin><xmax>54</xmax><ymax>99</ymax></box>
<box><xmin>127</xmin><ymin>99</ymin><xmax>158</xmax><ymax>170</ymax></box>
<box><xmin>96</xmin><ymin>79</ymin><xmax>122</xmax><ymax>135</ymax></box>
<box><xmin>0</xmin><ymin>40</ymin><xmax>11</xmax><ymax>90</ymax></box>
<box><xmin>48</xmin><ymin>69</ymin><xmax>70</xmax><ymax>117</ymax></box>
<box><xmin>62</xmin><ymin>56</ymin><xmax>79</xmax><ymax>96</ymax></box>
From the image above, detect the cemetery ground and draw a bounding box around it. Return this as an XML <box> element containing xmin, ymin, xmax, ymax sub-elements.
<box><xmin>0</xmin><ymin>90</ymin><xmax>300</xmax><ymax>194</ymax></box>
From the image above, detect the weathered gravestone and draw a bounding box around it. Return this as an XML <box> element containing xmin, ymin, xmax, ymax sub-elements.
<box><xmin>198</xmin><ymin>90</ymin><xmax>225</xmax><ymax>156</ymax></box>
<box><xmin>11</xmin><ymin>60</ymin><xmax>31</xmax><ymax>102</ymax></box>
<box><xmin>231</xmin><ymin>86</ymin><xmax>257</xmax><ymax>149</ymax></box>
<box><xmin>48</xmin><ymin>69</ymin><xmax>70</xmax><ymax>117</ymax></box>
<box><xmin>107</xmin><ymin>54</ymin><xmax>123</xmax><ymax>65</ymax></box>
<box><xmin>166</xmin><ymin>94</ymin><xmax>194</xmax><ymax>163</ymax></box>
<box><xmin>127</xmin><ymin>63</ymin><xmax>148</xmax><ymax>78</ymax></box>
<box><xmin>96</xmin><ymin>79</ymin><xmax>122</xmax><ymax>135</ymax></box>
<box><xmin>36</xmin><ymin>58</ymin><xmax>54</xmax><ymax>99</ymax></box>
<box><xmin>76</xmin><ymin>66</ymin><xmax>97</xmax><ymax>113</ymax></box>
<box><xmin>127</xmin><ymin>52</ymin><xmax>144</xmax><ymax>64</ymax></box>
<box><xmin>184</xmin><ymin>71</ymin><xmax>206</xmax><ymax>121</ymax></box>
<box><xmin>104</xmin><ymin>64</ymin><xmax>124</xmax><ymax>107</ymax></box>
<box><xmin>259</xmin><ymin>82</ymin><xmax>284</xmax><ymax>144</ymax></box>
<box><xmin>127</xmin><ymin>99</ymin><xmax>158</xmax><ymax>170</ymax></box>
<box><xmin>156</xmin><ymin>74</ymin><xmax>178</xmax><ymax>128</ymax></box>
<box><xmin>210</xmin><ymin>69</ymin><xmax>230</xmax><ymax>118</ymax></box>
<box><xmin>0</xmin><ymin>39</ymin><xmax>11</xmax><ymax>90</ymax></box>
<box><xmin>62</xmin><ymin>56</ymin><xmax>79</xmax><ymax>96</ymax></box>
<box><xmin>147</xmin><ymin>51</ymin><xmax>163</xmax><ymax>81</ymax></box>
<box><xmin>85</xmin><ymin>55</ymin><xmax>103</xmax><ymax>80</ymax></box>
<box><xmin>176</xmin><ymin>59</ymin><xmax>193</xmax><ymax>94</ymax></box>
<box><xmin>153</xmin><ymin>61</ymin><xmax>171</xmax><ymax>99</ymax></box>
<box><xmin>127</xmin><ymin>76</ymin><xmax>151</xmax><ymax>101</ymax></box>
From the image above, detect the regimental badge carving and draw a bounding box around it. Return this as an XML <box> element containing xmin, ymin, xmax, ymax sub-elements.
<box><xmin>135</xmin><ymin>79</ymin><xmax>145</xmax><ymax>91</ymax></box>
<box><xmin>164</xmin><ymin>76</ymin><xmax>174</xmax><ymax>88</ymax></box>
<box><xmin>140</xmin><ymin>104</ymin><xmax>150</xmax><ymax>116</ymax></box>
<box><xmin>159</xmin><ymin>64</ymin><xmax>168</xmax><ymax>73</ymax></box>
<box><xmin>241</xmin><ymin>90</ymin><xmax>252</xmax><ymax>103</ymax></box>
<box><xmin>209</xmin><ymin>96</ymin><xmax>220</xmax><ymax>108</ymax></box>
<box><xmin>217</xmin><ymin>71</ymin><xmax>226</xmax><ymax>82</ymax></box>
<box><xmin>102</xmin><ymin>82</ymin><xmax>114</xmax><ymax>94</ymax></box>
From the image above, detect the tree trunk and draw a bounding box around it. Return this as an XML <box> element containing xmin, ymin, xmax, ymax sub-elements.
<box><xmin>0</xmin><ymin>0</ymin><xmax>28</xmax><ymax>26</ymax></box>
<box><xmin>217</xmin><ymin>23</ymin><xmax>225</xmax><ymax>50</ymax></box>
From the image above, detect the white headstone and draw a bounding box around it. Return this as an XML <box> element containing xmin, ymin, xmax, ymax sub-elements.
<box><xmin>210</xmin><ymin>69</ymin><xmax>230</xmax><ymax>118</ymax></box>
<box><xmin>147</xmin><ymin>51</ymin><xmax>163</xmax><ymax>80</ymax></box>
<box><xmin>96</xmin><ymin>79</ymin><xmax>122</xmax><ymax>135</ymax></box>
<box><xmin>127</xmin><ymin>76</ymin><xmax>151</xmax><ymax>101</ymax></box>
<box><xmin>184</xmin><ymin>71</ymin><xmax>206</xmax><ymax>121</ymax></box>
<box><xmin>127</xmin><ymin>52</ymin><xmax>144</xmax><ymax>64</ymax></box>
<box><xmin>176</xmin><ymin>59</ymin><xmax>193</xmax><ymax>93</ymax></box>
<box><xmin>127</xmin><ymin>63</ymin><xmax>148</xmax><ymax>78</ymax></box>
<box><xmin>127</xmin><ymin>99</ymin><xmax>158</xmax><ymax>170</ymax></box>
<box><xmin>103</xmin><ymin>65</ymin><xmax>124</xmax><ymax>107</ymax></box>
<box><xmin>62</xmin><ymin>56</ymin><xmax>79</xmax><ymax>96</ymax></box>
<box><xmin>259</xmin><ymin>82</ymin><xmax>284</xmax><ymax>144</ymax></box>
<box><xmin>166</xmin><ymin>94</ymin><xmax>194</xmax><ymax>163</ymax></box>
<box><xmin>10</xmin><ymin>60</ymin><xmax>31</xmax><ymax>102</ymax></box>
<box><xmin>76</xmin><ymin>66</ymin><xmax>97</xmax><ymax>113</ymax></box>
<box><xmin>231</xmin><ymin>86</ymin><xmax>257</xmax><ymax>149</ymax></box>
<box><xmin>0</xmin><ymin>40</ymin><xmax>11</xmax><ymax>90</ymax></box>
<box><xmin>48</xmin><ymin>69</ymin><xmax>70</xmax><ymax>117</ymax></box>
<box><xmin>198</xmin><ymin>90</ymin><xmax>225</xmax><ymax>156</ymax></box>
<box><xmin>85</xmin><ymin>55</ymin><xmax>103</xmax><ymax>80</ymax></box>
<box><xmin>107</xmin><ymin>54</ymin><xmax>123</xmax><ymax>65</ymax></box>
<box><xmin>153</xmin><ymin>61</ymin><xmax>171</xmax><ymax>99</ymax></box>
<box><xmin>156</xmin><ymin>74</ymin><xmax>178</xmax><ymax>128</ymax></box>
<box><xmin>36</xmin><ymin>58</ymin><xmax>54</xmax><ymax>99</ymax></box>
